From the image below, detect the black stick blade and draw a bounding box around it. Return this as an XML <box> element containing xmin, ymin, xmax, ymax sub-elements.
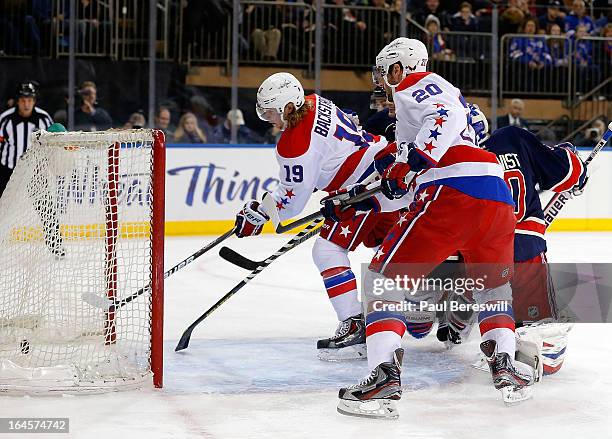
<box><xmin>175</xmin><ymin>328</ymin><xmax>194</xmax><ymax>351</ymax></box>
<box><xmin>219</xmin><ymin>246</ymin><xmax>261</xmax><ymax>270</ymax></box>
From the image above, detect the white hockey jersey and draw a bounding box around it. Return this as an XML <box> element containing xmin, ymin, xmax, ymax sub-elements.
<box><xmin>392</xmin><ymin>72</ymin><xmax>513</xmax><ymax>206</ymax></box>
<box><xmin>268</xmin><ymin>94</ymin><xmax>403</xmax><ymax>221</ymax></box>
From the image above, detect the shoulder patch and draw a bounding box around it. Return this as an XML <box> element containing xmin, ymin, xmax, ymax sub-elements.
<box><xmin>276</xmin><ymin>96</ymin><xmax>317</xmax><ymax>159</ymax></box>
<box><xmin>396</xmin><ymin>71</ymin><xmax>433</xmax><ymax>92</ymax></box>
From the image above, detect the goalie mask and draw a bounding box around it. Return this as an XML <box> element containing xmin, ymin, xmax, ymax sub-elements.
<box><xmin>256</xmin><ymin>72</ymin><xmax>305</xmax><ymax>129</ymax></box>
<box><xmin>373</xmin><ymin>38</ymin><xmax>429</xmax><ymax>89</ymax></box>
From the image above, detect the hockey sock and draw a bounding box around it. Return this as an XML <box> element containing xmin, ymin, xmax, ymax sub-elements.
<box><xmin>478</xmin><ymin>301</ymin><xmax>516</xmax><ymax>356</ymax></box>
<box><xmin>365</xmin><ymin>311</ymin><xmax>407</xmax><ymax>370</ymax></box>
<box><xmin>321</xmin><ymin>267</ymin><xmax>361</xmax><ymax>321</ymax></box>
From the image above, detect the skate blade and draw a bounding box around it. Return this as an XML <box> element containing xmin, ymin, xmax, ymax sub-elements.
<box><xmin>318</xmin><ymin>344</ymin><xmax>367</xmax><ymax>362</ymax></box>
<box><xmin>471</xmin><ymin>354</ymin><xmax>488</xmax><ymax>372</ymax></box>
<box><xmin>337</xmin><ymin>399</ymin><xmax>398</xmax><ymax>420</ymax></box>
<box><xmin>501</xmin><ymin>386</ymin><xmax>533</xmax><ymax>406</ymax></box>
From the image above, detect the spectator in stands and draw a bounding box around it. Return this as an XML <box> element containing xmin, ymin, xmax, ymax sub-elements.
<box><xmin>564</xmin><ymin>0</ymin><xmax>595</xmax><ymax>35</ymax></box>
<box><xmin>574</xmin><ymin>118</ymin><xmax>607</xmax><ymax>147</ymax></box>
<box><xmin>325</xmin><ymin>0</ymin><xmax>368</xmax><ymax>64</ymax></box>
<box><xmin>538</xmin><ymin>0</ymin><xmax>566</xmax><ymax>34</ymax></box>
<box><xmin>245</xmin><ymin>3</ymin><xmax>282</xmax><ymax>61</ymax></box>
<box><xmin>603</xmin><ymin>23</ymin><xmax>612</xmax><ymax>89</ymax></box>
<box><xmin>414</xmin><ymin>0</ymin><xmax>449</xmax><ymax>30</ymax></box>
<box><xmin>154</xmin><ymin>106</ymin><xmax>175</xmax><ymax>139</ymax></box>
<box><xmin>546</xmin><ymin>23</ymin><xmax>570</xmax><ymax>67</ymax></box>
<box><xmin>449</xmin><ymin>2</ymin><xmax>479</xmax><ymax>32</ymax></box>
<box><xmin>189</xmin><ymin>95</ymin><xmax>220</xmax><ymax>141</ymax></box>
<box><xmin>174</xmin><ymin>112</ymin><xmax>207</xmax><ymax>143</ymax></box>
<box><xmin>602</xmin><ymin>23</ymin><xmax>612</xmax><ymax>59</ymax></box>
<box><xmin>123</xmin><ymin>111</ymin><xmax>146</xmax><ymax>129</ymax></box>
<box><xmin>211</xmin><ymin>109</ymin><xmax>262</xmax><ymax>144</ymax></box>
<box><xmin>367</xmin><ymin>0</ymin><xmax>393</xmax><ymax>61</ymax></box>
<box><xmin>497</xmin><ymin>98</ymin><xmax>530</xmax><ymax>130</ymax></box>
<box><xmin>426</xmin><ymin>15</ymin><xmax>455</xmax><ymax>61</ymax></box>
<box><xmin>59</xmin><ymin>0</ymin><xmax>111</xmax><ymax>54</ymax></box>
<box><xmin>509</xmin><ymin>18</ymin><xmax>550</xmax><ymax>70</ymax></box>
<box><xmin>573</xmin><ymin>23</ymin><xmax>600</xmax><ymax>92</ymax></box>
<box><xmin>500</xmin><ymin>0</ymin><xmax>531</xmax><ymax>35</ymax></box>
<box><xmin>74</xmin><ymin>81</ymin><xmax>113</xmax><ymax>131</ymax></box>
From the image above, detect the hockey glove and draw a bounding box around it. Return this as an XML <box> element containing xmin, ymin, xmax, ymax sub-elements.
<box><xmin>321</xmin><ymin>185</ymin><xmax>380</xmax><ymax>222</ymax></box>
<box><xmin>235</xmin><ymin>201</ymin><xmax>269</xmax><ymax>238</ymax></box>
<box><xmin>381</xmin><ymin>162</ymin><xmax>411</xmax><ymax>200</ymax></box>
<box><xmin>558</xmin><ymin>142</ymin><xmax>589</xmax><ymax>196</ymax></box>
<box><xmin>373</xmin><ymin>142</ymin><xmax>398</xmax><ymax>175</ymax></box>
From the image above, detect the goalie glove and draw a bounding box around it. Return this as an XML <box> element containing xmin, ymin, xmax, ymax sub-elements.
<box><xmin>235</xmin><ymin>201</ymin><xmax>269</xmax><ymax>238</ymax></box>
<box><xmin>320</xmin><ymin>184</ymin><xmax>380</xmax><ymax>222</ymax></box>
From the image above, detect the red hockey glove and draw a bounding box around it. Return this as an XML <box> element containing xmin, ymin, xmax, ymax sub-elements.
<box><xmin>373</xmin><ymin>142</ymin><xmax>398</xmax><ymax>175</ymax></box>
<box><xmin>381</xmin><ymin>162</ymin><xmax>411</xmax><ymax>200</ymax></box>
<box><xmin>235</xmin><ymin>201</ymin><xmax>269</xmax><ymax>238</ymax></box>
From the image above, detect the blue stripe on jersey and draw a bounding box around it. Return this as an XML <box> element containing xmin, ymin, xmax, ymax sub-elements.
<box><xmin>419</xmin><ymin>175</ymin><xmax>514</xmax><ymax>206</ymax></box>
<box><xmin>323</xmin><ymin>270</ymin><xmax>355</xmax><ymax>289</ymax></box>
<box><xmin>477</xmin><ymin>305</ymin><xmax>514</xmax><ymax>323</ymax></box>
<box><xmin>356</xmin><ymin>162</ymin><xmax>376</xmax><ymax>184</ymax></box>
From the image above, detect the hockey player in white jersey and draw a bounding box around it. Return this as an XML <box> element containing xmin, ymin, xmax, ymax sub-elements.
<box><xmin>336</xmin><ymin>39</ymin><xmax>535</xmax><ymax>419</ymax></box>
<box><xmin>233</xmin><ymin>72</ymin><xmax>408</xmax><ymax>361</ymax></box>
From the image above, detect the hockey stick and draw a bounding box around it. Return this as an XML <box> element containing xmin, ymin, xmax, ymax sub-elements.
<box><xmin>262</xmin><ymin>184</ymin><xmax>381</xmax><ymax>233</ymax></box>
<box><xmin>175</xmin><ymin>219</ymin><xmax>323</xmax><ymax>351</ymax></box>
<box><xmin>83</xmin><ymin>227</ymin><xmax>236</xmax><ymax>310</ymax></box>
<box><xmin>221</xmin><ymin>184</ymin><xmax>383</xmax><ymax>269</ymax></box>
<box><xmin>543</xmin><ymin>123</ymin><xmax>612</xmax><ymax>227</ymax></box>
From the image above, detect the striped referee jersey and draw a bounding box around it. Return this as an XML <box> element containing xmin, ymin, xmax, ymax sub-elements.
<box><xmin>0</xmin><ymin>106</ymin><xmax>53</xmax><ymax>169</ymax></box>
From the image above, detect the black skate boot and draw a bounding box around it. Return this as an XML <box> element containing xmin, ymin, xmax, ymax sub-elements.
<box><xmin>337</xmin><ymin>348</ymin><xmax>403</xmax><ymax>419</ymax></box>
<box><xmin>480</xmin><ymin>339</ymin><xmax>535</xmax><ymax>405</ymax></box>
<box><xmin>317</xmin><ymin>314</ymin><xmax>366</xmax><ymax>361</ymax></box>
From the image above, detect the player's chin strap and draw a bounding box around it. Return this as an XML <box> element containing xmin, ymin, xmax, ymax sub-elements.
<box><xmin>262</xmin><ymin>180</ymin><xmax>381</xmax><ymax>234</ymax></box>
<box><xmin>543</xmin><ymin>122</ymin><xmax>612</xmax><ymax>226</ymax></box>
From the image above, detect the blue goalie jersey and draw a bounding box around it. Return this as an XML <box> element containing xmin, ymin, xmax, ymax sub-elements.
<box><xmin>483</xmin><ymin>126</ymin><xmax>586</xmax><ymax>262</ymax></box>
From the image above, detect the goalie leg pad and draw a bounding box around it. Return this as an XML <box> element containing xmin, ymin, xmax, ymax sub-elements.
<box><xmin>516</xmin><ymin>322</ymin><xmax>572</xmax><ymax>377</ymax></box>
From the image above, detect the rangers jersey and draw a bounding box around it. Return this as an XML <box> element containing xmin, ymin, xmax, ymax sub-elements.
<box><xmin>269</xmin><ymin>94</ymin><xmax>403</xmax><ymax>221</ymax></box>
<box><xmin>393</xmin><ymin>72</ymin><xmax>513</xmax><ymax>206</ymax></box>
<box><xmin>483</xmin><ymin>126</ymin><xmax>586</xmax><ymax>261</ymax></box>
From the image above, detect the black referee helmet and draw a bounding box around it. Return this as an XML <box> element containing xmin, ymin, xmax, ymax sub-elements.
<box><xmin>16</xmin><ymin>81</ymin><xmax>39</xmax><ymax>99</ymax></box>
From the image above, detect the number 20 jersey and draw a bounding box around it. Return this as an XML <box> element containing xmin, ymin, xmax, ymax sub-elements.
<box><xmin>270</xmin><ymin>94</ymin><xmax>401</xmax><ymax>221</ymax></box>
<box><xmin>483</xmin><ymin>126</ymin><xmax>585</xmax><ymax>262</ymax></box>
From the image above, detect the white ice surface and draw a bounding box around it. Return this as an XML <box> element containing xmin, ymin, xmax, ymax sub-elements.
<box><xmin>3</xmin><ymin>233</ymin><xmax>612</xmax><ymax>438</ymax></box>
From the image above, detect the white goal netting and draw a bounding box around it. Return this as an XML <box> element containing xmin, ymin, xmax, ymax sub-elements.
<box><xmin>0</xmin><ymin>129</ymin><xmax>164</xmax><ymax>394</ymax></box>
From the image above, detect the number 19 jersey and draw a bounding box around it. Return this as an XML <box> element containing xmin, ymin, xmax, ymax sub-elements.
<box><xmin>270</xmin><ymin>94</ymin><xmax>398</xmax><ymax>221</ymax></box>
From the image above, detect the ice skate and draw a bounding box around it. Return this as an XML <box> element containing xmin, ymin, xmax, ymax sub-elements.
<box><xmin>317</xmin><ymin>314</ymin><xmax>366</xmax><ymax>361</ymax></box>
<box><xmin>480</xmin><ymin>340</ymin><xmax>535</xmax><ymax>405</ymax></box>
<box><xmin>337</xmin><ymin>348</ymin><xmax>403</xmax><ymax>420</ymax></box>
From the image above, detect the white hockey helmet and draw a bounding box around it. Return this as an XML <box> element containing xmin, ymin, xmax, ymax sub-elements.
<box><xmin>373</xmin><ymin>38</ymin><xmax>429</xmax><ymax>88</ymax></box>
<box><xmin>256</xmin><ymin>72</ymin><xmax>305</xmax><ymax>127</ymax></box>
<box><xmin>468</xmin><ymin>103</ymin><xmax>490</xmax><ymax>145</ymax></box>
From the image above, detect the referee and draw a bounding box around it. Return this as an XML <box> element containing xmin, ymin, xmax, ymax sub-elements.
<box><xmin>0</xmin><ymin>82</ymin><xmax>53</xmax><ymax>198</ymax></box>
<box><xmin>0</xmin><ymin>82</ymin><xmax>64</xmax><ymax>258</ymax></box>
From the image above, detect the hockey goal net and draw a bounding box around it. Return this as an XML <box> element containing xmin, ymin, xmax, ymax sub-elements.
<box><xmin>0</xmin><ymin>129</ymin><xmax>165</xmax><ymax>394</ymax></box>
